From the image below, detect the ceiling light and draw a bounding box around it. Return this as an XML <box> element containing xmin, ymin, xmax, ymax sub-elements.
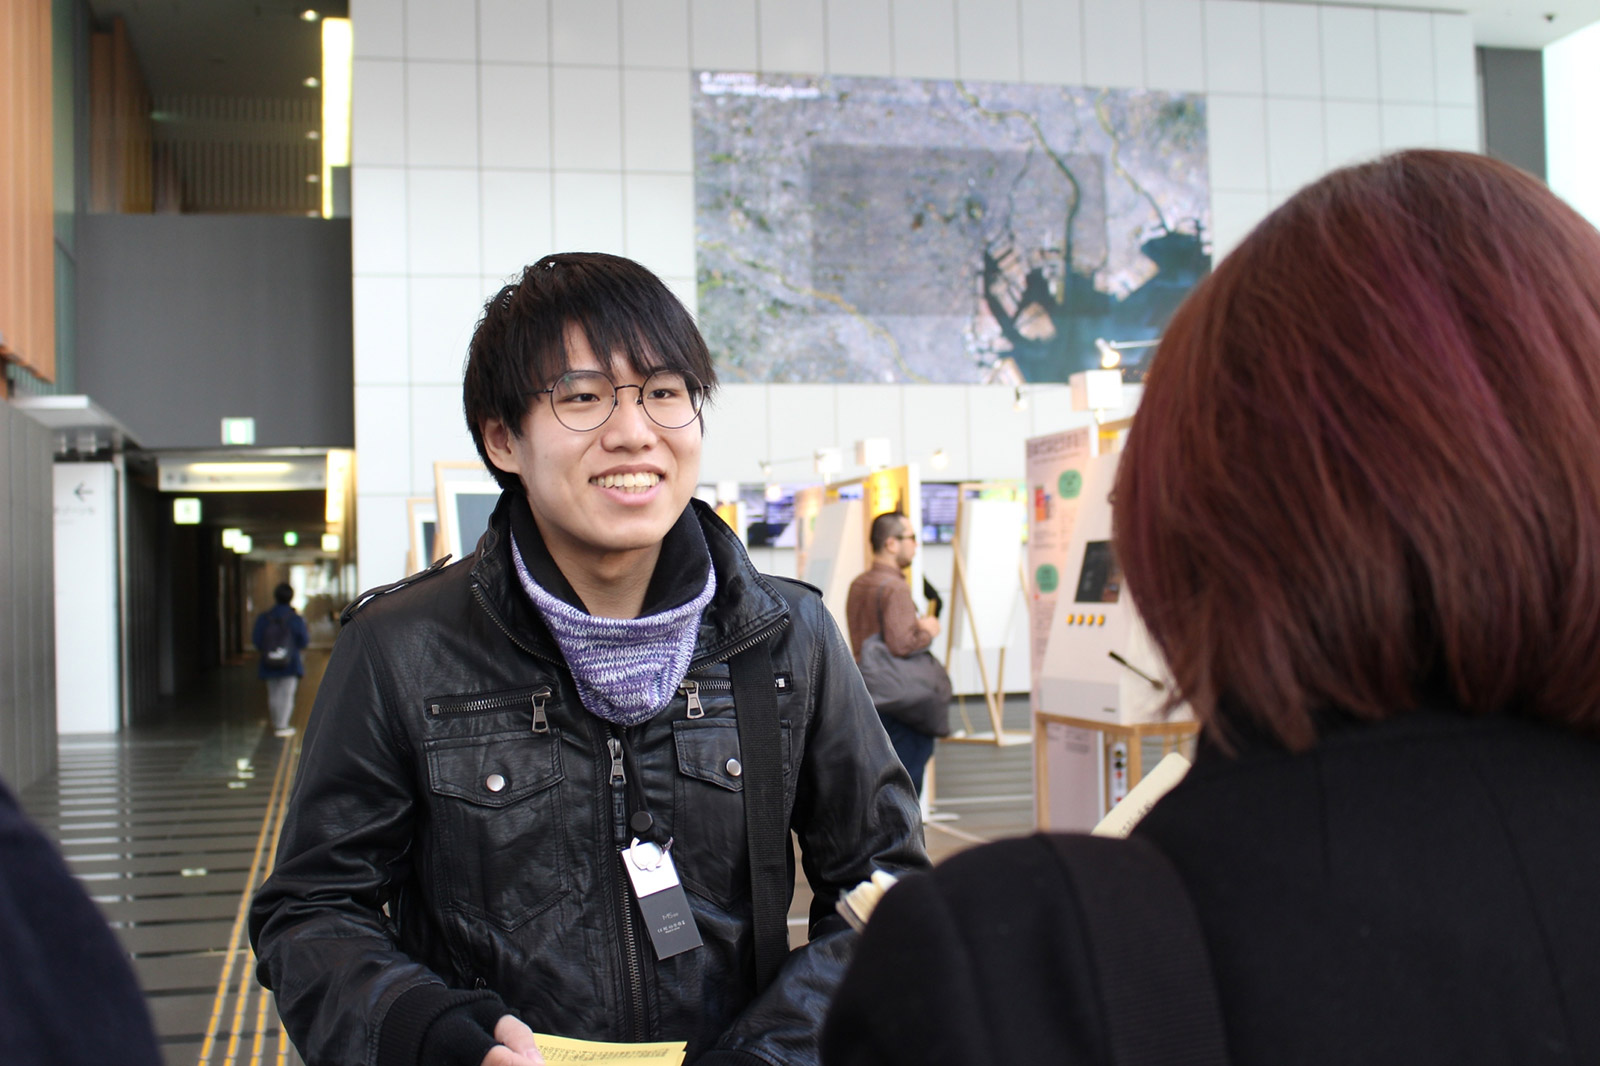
<box><xmin>320</xmin><ymin>17</ymin><xmax>353</xmax><ymax>217</ymax></box>
<box><xmin>189</xmin><ymin>462</ymin><xmax>294</xmax><ymax>475</ymax></box>
<box><xmin>306</xmin><ymin>173</ymin><xmax>319</xmax><ymax>183</ymax></box>
<box><xmin>1095</xmin><ymin>337</ymin><xmax>1122</xmax><ymax>369</ymax></box>
<box><xmin>234</xmin><ymin>534</ymin><xmax>254</xmax><ymax>554</ymax></box>
<box><xmin>326</xmin><ymin>450</ymin><xmax>352</xmax><ymax>525</ymax></box>
<box><xmin>301</xmin><ymin>9</ymin><xmax>320</xmax><ymax>21</ymax></box>
<box><xmin>321</xmin><ymin>533</ymin><xmax>341</xmax><ymax>553</ymax></box>
<box><xmin>304</xmin><ymin>76</ymin><xmax>320</xmax><ymax>88</ymax></box>
<box><xmin>306</xmin><ymin>130</ymin><xmax>320</xmax><ymax>140</ymax></box>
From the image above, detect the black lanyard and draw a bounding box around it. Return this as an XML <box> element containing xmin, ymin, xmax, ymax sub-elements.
<box><xmin>617</xmin><ymin>730</ymin><xmax>668</xmax><ymax>847</ymax></box>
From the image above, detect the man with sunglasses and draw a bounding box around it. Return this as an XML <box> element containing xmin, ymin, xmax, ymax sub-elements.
<box><xmin>846</xmin><ymin>513</ymin><xmax>944</xmax><ymax>796</ymax></box>
<box><xmin>250</xmin><ymin>253</ymin><xmax>927</xmax><ymax>1066</ymax></box>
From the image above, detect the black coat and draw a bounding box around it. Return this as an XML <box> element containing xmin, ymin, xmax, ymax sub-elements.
<box><xmin>250</xmin><ymin>495</ymin><xmax>927</xmax><ymax>1066</ymax></box>
<box><xmin>823</xmin><ymin>709</ymin><xmax>1600</xmax><ymax>1065</ymax></box>
<box><xmin>0</xmin><ymin>779</ymin><xmax>162</xmax><ymax>1066</ymax></box>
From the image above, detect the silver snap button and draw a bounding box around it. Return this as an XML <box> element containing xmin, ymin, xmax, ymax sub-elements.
<box><xmin>725</xmin><ymin>758</ymin><xmax>742</xmax><ymax>778</ymax></box>
<box><xmin>485</xmin><ymin>773</ymin><xmax>506</xmax><ymax>793</ymax></box>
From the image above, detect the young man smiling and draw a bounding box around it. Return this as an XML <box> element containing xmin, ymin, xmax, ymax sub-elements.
<box><xmin>250</xmin><ymin>253</ymin><xmax>927</xmax><ymax>1066</ymax></box>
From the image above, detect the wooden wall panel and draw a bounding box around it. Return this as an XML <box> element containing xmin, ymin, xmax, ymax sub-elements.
<box><xmin>87</xmin><ymin>16</ymin><xmax>150</xmax><ymax>215</ymax></box>
<box><xmin>152</xmin><ymin>96</ymin><xmax>322</xmax><ymax>215</ymax></box>
<box><xmin>88</xmin><ymin>27</ymin><xmax>111</xmax><ymax>212</ymax></box>
<box><xmin>0</xmin><ymin>0</ymin><xmax>56</xmax><ymax>383</ymax></box>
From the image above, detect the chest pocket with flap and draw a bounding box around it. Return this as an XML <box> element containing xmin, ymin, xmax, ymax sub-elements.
<box><xmin>670</xmin><ymin>718</ymin><xmax>791</xmax><ymax>908</ymax></box>
<box><xmin>425</xmin><ymin>729</ymin><xmax>568</xmax><ymax>929</ymax></box>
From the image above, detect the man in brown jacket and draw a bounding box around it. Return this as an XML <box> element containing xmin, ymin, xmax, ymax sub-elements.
<box><xmin>846</xmin><ymin>511</ymin><xmax>941</xmax><ymax>793</ymax></box>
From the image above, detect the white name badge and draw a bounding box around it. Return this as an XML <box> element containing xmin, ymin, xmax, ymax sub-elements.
<box><xmin>621</xmin><ymin>838</ymin><xmax>703</xmax><ymax>959</ymax></box>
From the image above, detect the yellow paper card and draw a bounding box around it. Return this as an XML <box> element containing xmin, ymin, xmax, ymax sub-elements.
<box><xmin>531</xmin><ymin>1033</ymin><xmax>688</xmax><ymax>1065</ymax></box>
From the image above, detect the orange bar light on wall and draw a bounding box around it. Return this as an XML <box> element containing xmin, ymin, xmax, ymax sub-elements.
<box><xmin>325</xmin><ymin>449</ymin><xmax>351</xmax><ymax>524</ymax></box>
<box><xmin>321</xmin><ymin>17</ymin><xmax>353</xmax><ymax>218</ymax></box>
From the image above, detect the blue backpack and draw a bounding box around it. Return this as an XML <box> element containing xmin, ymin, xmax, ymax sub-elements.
<box><xmin>261</xmin><ymin>613</ymin><xmax>294</xmax><ymax>668</ymax></box>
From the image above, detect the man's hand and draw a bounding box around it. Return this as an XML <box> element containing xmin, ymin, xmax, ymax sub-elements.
<box><xmin>917</xmin><ymin>615</ymin><xmax>941</xmax><ymax>639</ymax></box>
<box><xmin>480</xmin><ymin>1015</ymin><xmax>545</xmax><ymax>1066</ymax></box>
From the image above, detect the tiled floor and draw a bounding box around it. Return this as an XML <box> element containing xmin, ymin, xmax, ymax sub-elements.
<box><xmin>21</xmin><ymin>661</ymin><xmax>1036</xmax><ymax>1065</ymax></box>
<box><xmin>22</xmin><ymin>659</ymin><xmax>318</xmax><ymax>1066</ymax></box>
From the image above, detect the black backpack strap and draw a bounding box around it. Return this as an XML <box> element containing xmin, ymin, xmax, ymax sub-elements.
<box><xmin>729</xmin><ymin>639</ymin><xmax>791</xmax><ymax>992</ymax></box>
<box><xmin>1045</xmin><ymin>833</ymin><xmax>1231</xmax><ymax>1066</ymax></box>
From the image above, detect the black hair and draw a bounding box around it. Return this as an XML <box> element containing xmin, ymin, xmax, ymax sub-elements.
<box><xmin>462</xmin><ymin>252</ymin><xmax>719</xmax><ymax>492</ymax></box>
<box><xmin>870</xmin><ymin>512</ymin><xmax>909</xmax><ymax>554</ymax></box>
<box><xmin>273</xmin><ymin>583</ymin><xmax>294</xmax><ymax>605</ymax></box>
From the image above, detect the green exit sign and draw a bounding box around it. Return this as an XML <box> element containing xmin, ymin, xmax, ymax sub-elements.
<box><xmin>221</xmin><ymin>417</ymin><xmax>256</xmax><ymax>445</ymax></box>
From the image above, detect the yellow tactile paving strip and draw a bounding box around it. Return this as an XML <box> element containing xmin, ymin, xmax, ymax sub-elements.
<box><xmin>197</xmin><ymin>727</ymin><xmax>299</xmax><ymax>1066</ymax></box>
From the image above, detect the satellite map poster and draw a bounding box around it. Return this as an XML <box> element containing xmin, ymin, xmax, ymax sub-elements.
<box><xmin>693</xmin><ymin>71</ymin><xmax>1211</xmax><ymax>384</ymax></box>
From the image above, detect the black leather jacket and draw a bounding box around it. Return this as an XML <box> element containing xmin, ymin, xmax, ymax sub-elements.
<box><xmin>249</xmin><ymin>495</ymin><xmax>928</xmax><ymax>1066</ymax></box>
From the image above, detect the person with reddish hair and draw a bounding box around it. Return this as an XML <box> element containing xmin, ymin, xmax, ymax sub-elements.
<box><xmin>822</xmin><ymin>150</ymin><xmax>1600</xmax><ymax>1065</ymax></box>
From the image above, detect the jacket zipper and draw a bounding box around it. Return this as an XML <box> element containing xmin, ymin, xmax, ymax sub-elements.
<box><xmin>471</xmin><ymin>579</ymin><xmax>788</xmax><ymax>1040</ymax></box>
<box><xmin>677</xmin><ymin>673</ymin><xmax>790</xmax><ymax>699</ymax></box>
<box><xmin>686</xmin><ymin>616</ymin><xmax>790</xmax><ymax>673</ymax></box>
<box><xmin>428</xmin><ymin>686</ymin><xmax>552</xmax><ymax>732</ymax></box>
<box><xmin>607</xmin><ymin>735</ymin><xmax>649</xmax><ymax>1041</ymax></box>
<box><xmin>470</xmin><ymin>582</ymin><xmax>564</xmax><ymax>666</ymax></box>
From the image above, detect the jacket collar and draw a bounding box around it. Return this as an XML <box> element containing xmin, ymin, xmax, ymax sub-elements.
<box><xmin>470</xmin><ymin>491</ymin><xmax>789</xmax><ymax>667</ymax></box>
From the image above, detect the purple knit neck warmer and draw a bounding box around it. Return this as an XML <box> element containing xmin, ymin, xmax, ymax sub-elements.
<box><xmin>511</xmin><ymin>538</ymin><xmax>716</xmax><ymax>726</ymax></box>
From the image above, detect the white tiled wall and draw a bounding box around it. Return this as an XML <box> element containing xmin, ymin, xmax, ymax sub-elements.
<box><xmin>350</xmin><ymin>0</ymin><xmax>1478</xmax><ymax>588</ymax></box>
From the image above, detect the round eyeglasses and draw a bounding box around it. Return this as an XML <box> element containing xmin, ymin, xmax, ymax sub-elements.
<box><xmin>532</xmin><ymin>369</ymin><xmax>706</xmax><ymax>433</ymax></box>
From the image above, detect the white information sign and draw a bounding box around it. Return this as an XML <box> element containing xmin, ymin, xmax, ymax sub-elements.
<box><xmin>1039</xmin><ymin>720</ymin><xmax>1102</xmax><ymax>832</ymax></box>
<box><xmin>54</xmin><ymin>463</ymin><xmax>122</xmax><ymax>733</ymax></box>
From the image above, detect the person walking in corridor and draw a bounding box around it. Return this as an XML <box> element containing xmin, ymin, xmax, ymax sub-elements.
<box><xmin>252</xmin><ymin>582</ymin><xmax>309</xmax><ymax>737</ymax></box>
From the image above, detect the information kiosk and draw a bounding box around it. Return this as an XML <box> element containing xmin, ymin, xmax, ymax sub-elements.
<box><xmin>1033</xmin><ymin>450</ymin><xmax>1196</xmax><ymax>830</ymax></box>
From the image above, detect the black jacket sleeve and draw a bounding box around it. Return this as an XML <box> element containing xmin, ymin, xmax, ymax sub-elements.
<box><xmin>0</xmin><ymin>780</ymin><xmax>163</xmax><ymax>1066</ymax></box>
<box><xmin>249</xmin><ymin>619</ymin><xmax>472</xmax><ymax>1066</ymax></box>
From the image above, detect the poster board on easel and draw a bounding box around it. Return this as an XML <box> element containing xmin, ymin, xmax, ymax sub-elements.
<box><xmin>802</xmin><ymin>498</ymin><xmax>865</xmax><ymax>639</ymax></box>
<box><xmin>714</xmin><ymin>501</ymin><xmax>748</xmax><ymax>545</ymax></box>
<box><xmin>792</xmin><ymin>485</ymin><xmax>825</xmax><ymax>580</ymax></box>
<box><xmin>406</xmin><ymin>497</ymin><xmax>438</xmax><ymax>574</ymax></box>
<box><xmin>942</xmin><ymin>483</ymin><xmax>1031</xmax><ymax>746</ymax></box>
<box><xmin>434</xmin><ymin>461</ymin><xmax>500</xmax><ymax>563</ymax></box>
<box><xmin>794</xmin><ymin>464</ymin><xmax>924</xmax><ymax>617</ymax></box>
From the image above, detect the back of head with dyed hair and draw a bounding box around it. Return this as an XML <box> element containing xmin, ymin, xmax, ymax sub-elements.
<box><xmin>1115</xmin><ymin>150</ymin><xmax>1600</xmax><ymax>751</ymax></box>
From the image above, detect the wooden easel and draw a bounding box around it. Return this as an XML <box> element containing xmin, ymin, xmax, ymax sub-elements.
<box><xmin>1033</xmin><ymin>711</ymin><xmax>1200</xmax><ymax>829</ymax></box>
<box><xmin>942</xmin><ymin>482</ymin><xmax>1032</xmax><ymax>747</ymax></box>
